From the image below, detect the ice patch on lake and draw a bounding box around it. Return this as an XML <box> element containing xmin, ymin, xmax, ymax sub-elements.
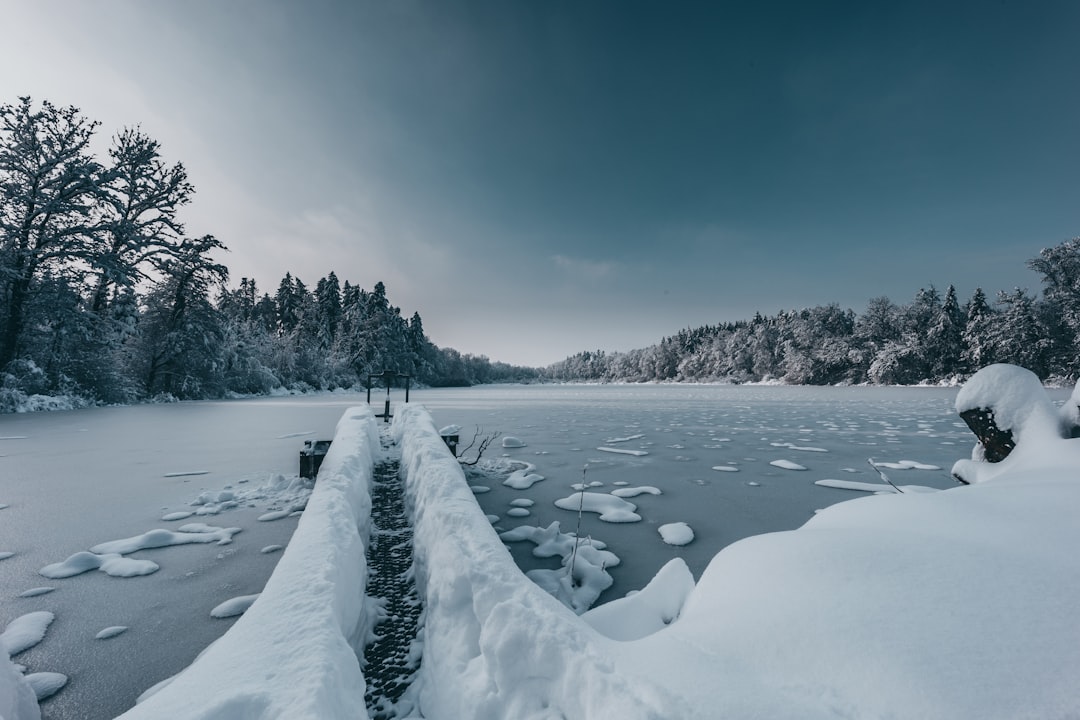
<box><xmin>95</xmin><ymin>626</ymin><xmax>128</xmax><ymax>640</ymax></box>
<box><xmin>89</xmin><ymin>525</ymin><xmax>240</xmax><ymax>555</ymax></box>
<box><xmin>501</xmin><ymin>436</ymin><xmax>527</xmax><ymax>448</ymax></box>
<box><xmin>160</xmin><ymin>511</ymin><xmax>193</xmax><ymax>521</ymax></box>
<box><xmin>0</xmin><ymin>552</ymin><xmax>13</xmax><ymax>561</ymax></box>
<box><xmin>469</xmin><ymin>485</ymin><xmax>490</xmax><ymax>494</ymax></box>
<box><xmin>770</xmin><ymin>442</ymin><xmax>828</xmax><ymax>452</ymax></box>
<box><xmin>210</xmin><ymin>594</ymin><xmax>260</xmax><ymax>619</ymax></box>
<box><xmin>17</xmin><ymin>588</ymin><xmax>54</xmax><ymax>598</ymax></box>
<box><xmin>500</xmin><ymin>521</ymin><xmax>620</xmax><ymax>613</ymax></box>
<box><xmin>605</xmin><ymin>433</ymin><xmax>645</xmax><ymax>443</ymax></box>
<box><xmin>509</xmin><ymin>498</ymin><xmax>534</xmax><ymax>508</ymax></box>
<box><xmin>26</xmin><ymin>672</ymin><xmax>66</xmax><ymax>701</ymax></box>
<box><xmin>658</xmin><ymin>522</ymin><xmax>695</xmax><ymax>546</ymax></box>
<box><xmin>611</xmin><ymin>486</ymin><xmax>662</xmax><ymax>498</ymax></box>
<box><xmin>554</xmin><ymin>492</ymin><xmax>642</xmax><ymax>523</ymax></box>
<box><xmin>816</xmin><ymin>479</ymin><xmax>940</xmax><ymax>494</ymax></box>
<box><xmin>596</xmin><ymin>446</ymin><xmax>649</xmax><ymax>456</ymax></box>
<box><xmin>503</xmin><ymin>464</ymin><xmax>545</xmax><ymax>490</ymax></box>
<box><xmin>257</xmin><ymin>510</ymin><xmax>292</xmax><ymax>522</ymax></box>
<box><xmin>260</xmin><ymin>545</ymin><xmax>283</xmax><ymax>554</ymax></box>
<box><xmin>40</xmin><ymin>551</ymin><xmax>159</xmax><ymax>579</ymax></box>
<box><xmin>872</xmin><ymin>460</ymin><xmax>941</xmax><ymax>470</ymax></box>
<box><xmin>506</xmin><ymin>508</ymin><xmax>531</xmax><ymax>517</ymax></box>
<box><xmin>769</xmin><ymin>459</ymin><xmax>807</xmax><ymax>470</ymax></box>
<box><xmin>1</xmin><ymin>611</ymin><xmax>55</xmax><ymax>655</ymax></box>
<box><xmin>711</xmin><ymin>465</ymin><xmax>739</xmax><ymax>472</ymax></box>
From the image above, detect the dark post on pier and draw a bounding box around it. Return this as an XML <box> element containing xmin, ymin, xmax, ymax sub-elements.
<box><xmin>367</xmin><ymin>370</ymin><xmax>411</xmax><ymax>423</ymax></box>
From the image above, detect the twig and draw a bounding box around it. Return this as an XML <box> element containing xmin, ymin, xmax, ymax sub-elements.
<box><xmin>568</xmin><ymin>465</ymin><xmax>587</xmax><ymax>581</ymax></box>
<box><xmin>867</xmin><ymin>457</ymin><xmax>904</xmax><ymax>493</ymax></box>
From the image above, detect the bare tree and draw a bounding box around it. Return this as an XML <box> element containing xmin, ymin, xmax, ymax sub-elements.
<box><xmin>458</xmin><ymin>426</ymin><xmax>501</xmax><ymax>466</ymax></box>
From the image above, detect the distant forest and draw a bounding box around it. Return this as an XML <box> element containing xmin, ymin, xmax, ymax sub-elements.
<box><xmin>0</xmin><ymin>98</ymin><xmax>537</xmax><ymax>411</ymax></box>
<box><xmin>4</xmin><ymin>98</ymin><xmax>1078</xmax><ymax>412</ymax></box>
<box><xmin>549</xmin><ymin>238</ymin><xmax>1080</xmax><ymax>386</ymax></box>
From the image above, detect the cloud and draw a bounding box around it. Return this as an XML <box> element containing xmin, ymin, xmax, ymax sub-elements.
<box><xmin>551</xmin><ymin>254</ymin><xmax>618</xmax><ymax>281</ymax></box>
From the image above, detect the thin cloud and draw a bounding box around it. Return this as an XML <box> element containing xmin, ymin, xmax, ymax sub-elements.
<box><xmin>551</xmin><ymin>254</ymin><xmax>618</xmax><ymax>280</ymax></box>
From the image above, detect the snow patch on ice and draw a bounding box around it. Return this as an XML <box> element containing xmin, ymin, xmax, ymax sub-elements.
<box><xmin>658</xmin><ymin>522</ymin><xmax>695</xmax><ymax>546</ymax></box>
<box><xmin>554</xmin><ymin>492</ymin><xmax>642</xmax><ymax>523</ymax></box>
<box><xmin>769</xmin><ymin>459</ymin><xmax>807</xmax><ymax>471</ymax></box>
<box><xmin>210</xmin><ymin>594</ymin><xmax>260</xmax><ymax>619</ymax></box>
<box><xmin>610</xmin><ymin>486</ymin><xmax>662</xmax><ymax>498</ymax></box>
<box><xmin>596</xmin><ymin>446</ymin><xmax>649</xmax><ymax>456</ymax></box>
<box><xmin>501</xmin><ymin>436</ymin><xmax>527</xmax><ymax>448</ymax></box>
<box><xmin>95</xmin><ymin>626</ymin><xmax>128</xmax><ymax>640</ymax></box>
<box><xmin>1</xmin><ymin>612</ymin><xmax>55</xmax><ymax>656</ymax></box>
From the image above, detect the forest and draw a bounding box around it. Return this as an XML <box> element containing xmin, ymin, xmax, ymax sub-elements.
<box><xmin>0</xmin><ymin>98</ymin><xmax>537</xmax><ymax>411</ymax></box>
<box><xmin>3</xmin><ymin>97</ymin><xmax>1079</xmax><ymax>412</ymax></box>
<box><xmin>548</xmin><ymin>240</ymin><xmax>1080</xmax><ymax>385</ymax></box>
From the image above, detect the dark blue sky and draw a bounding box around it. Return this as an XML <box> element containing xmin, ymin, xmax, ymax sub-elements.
<box><xmin>3</xmin><ymin>1</ymin><xmax>1078</xmax><ymax>365</ymax></box>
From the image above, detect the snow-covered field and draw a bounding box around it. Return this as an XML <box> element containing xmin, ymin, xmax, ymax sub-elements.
<box><xmin>2</xmin><ymin>380</ymin><xmax>1077</xmax><ymax>718</ymax></box>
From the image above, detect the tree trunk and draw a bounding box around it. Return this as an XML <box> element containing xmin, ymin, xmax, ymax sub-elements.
<box><xmin>959</xmin><ymin>407</ymin><xmax>1016</xmax><ymax>463</ymax></box>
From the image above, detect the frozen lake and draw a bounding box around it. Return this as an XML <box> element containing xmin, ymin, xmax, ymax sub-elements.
<box><xmin>1</xmin><ymin>383</ymin><xmax>1061</xmax><ymax>718</ymax></box>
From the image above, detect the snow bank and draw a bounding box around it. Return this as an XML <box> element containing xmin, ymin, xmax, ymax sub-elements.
<box><xmin>116</xmin><ymin>406</ymin><xmax>380</xmax><ymax>720</ymax></box>
<box><xmin>393</xmin><ymin>403</ymin><xmax>683</xmax><ymax>720</ymax></box>
<box><xmin>0</xmin><ymin>652</ymin><xmax>39</xmax><ymax>720</ymax></box>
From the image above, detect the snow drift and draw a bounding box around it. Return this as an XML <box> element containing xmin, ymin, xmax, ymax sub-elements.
<box><xmin>115</xmin><ymin>406</ymin><xmax>379</xmax><ymax>720</ymax></box>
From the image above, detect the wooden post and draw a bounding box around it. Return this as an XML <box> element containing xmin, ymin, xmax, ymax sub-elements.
<box><xmin>959</xmin><ymin>407</ymin><xmax>1016</xmax><ymax>463</ymax></box>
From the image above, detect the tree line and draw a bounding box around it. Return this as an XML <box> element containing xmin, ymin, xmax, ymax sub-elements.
<box><xmin>0</xmin><ymin>97</ymin><xmax>537</xmax><ymax>411</ymax></box>
<box><xmin>547</xmin><ymin>239</ymin><xmax>1080</xmax><ymax>385</ymax></box>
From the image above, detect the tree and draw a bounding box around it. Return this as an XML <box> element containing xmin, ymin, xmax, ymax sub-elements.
<box><xmin>136</xmin><ymin>235</ymin><xmax>229</xmax><ymax>398</ymax></box>
<box><xmin>89</xmin><ymin>127</ymin><xmax>192</xmax><ymax>314</ymax></box>
<box><xmin>0</xmin><ymin>97</ymin><xmax>101</xmax><ymax>369</ymax></box>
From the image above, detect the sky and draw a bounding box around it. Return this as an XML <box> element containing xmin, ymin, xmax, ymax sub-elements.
<box><xmin>0</xmin><ymin>0</ymin><xmax>1078</xmax><ymax>367</ymax></box>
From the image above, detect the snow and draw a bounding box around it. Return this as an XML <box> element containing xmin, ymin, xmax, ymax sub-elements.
<box><xmin>115</xmin><ymin>405</ymin><xmax>380</xmax><ymax>719</ymax></box>
<box><xmin>209</xmin><ymin>594</ymin><xmax>260</xmax><ymax>619</ymax></box>
<box><xmin>0</xmin><ymin>649</ymin><xmax>39</xmax><ymax>720</ymax></box>
<box><xmin>95</xmin><ymin>626</ymin><xmax>128</xmax><ymax>640</ymax></box>
<box><xmin>0</xmin><ymin>612</ymin><xmax>54</xmax><ymax>656</ymax></box>
<box><xmin>596</xmin><ymin>446</ymin><xmax>649</xmax><ymax>456</ymax></box>
<box><xmin>768</xmin><ymin>459</ymin><xmax>807</xmax><ymax>470</ymax></box>
<box><xmin>24</xmin><ymin>672</ymin><xmax>66</xmax><ymax>701</ymax></box>
<box><xmin>582</xmin><ymin>559</ymin><xmax>695</xmax><ymax>641</ymax></box>
<box><xmin>502</xmin><ymin>465</ymin><xmax>545</xmax><ymax>489</ymax></box>
<box><xmin>39</xmin><ymin>551</ymin><xmax>159</xmax><ymax>579</ymax></box>
<box><xmin>554</xmin><ymin>492</ymin><xmax>642</xmax><ymax>523</ymax></box>
<box><xmin>657</xmin><ymin>522</ymin><xmax>694</xmax><ymax>546</ymax></box>
<box><xmin>501</xmin><ymin>436</ymin><xmax>527</xmax><ymax>448</ymax></box>
<box><xmin>609</xmin><ymin>486</ymin><xmax>661</xmax><ymax>498</ymax></box>
<box><xmin>15</xmin><ymin>589</ymin><xmax>53</xmax><ymax>599</ymax></box>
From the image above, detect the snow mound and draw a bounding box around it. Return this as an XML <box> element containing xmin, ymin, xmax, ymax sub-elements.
<box><xmin>90</xmin><ymin>526</ymin><xmax>240</xmax><ymax>555</ymax></box>
<box><xmin>503</xmin><ymin>465</ymin><xmax>545</xmax><ymax>490</ymax></box>
<box><xmin>210</xmin><ymin>594</ymin><xmax>260</xmax><ymax>619</ymax></box>
<box><xmin>1</xmin><ymin>612</ymin><xmax>55</xmax><ymax>656</ymax></box>
<box><xmin>95</xmin><ymin>627</ymin><xmax>128</xmax><ymax>640</ymax></box>
<box><xmin>769</xmin><ymin>459</ymin><xmax>806</xmax><ymax>470</ymax></box>
<box><xmin>610</xmin><ymin>486</ymin><xmax>662</xmax><ymax>498</ymax></box>
<box><xmin>501</xmin><ymin>436</ymin><xmax>527</xmax><ymax>448</ymax></box>
<box><xmin>658</xmin><ymin>522</ymin><xmax>695</xmax><ymax>546</ymax></box>
<box><xmin>582</xmin><ymin>558</ymin><xmax>696</xmax><ymax>641</ymax></box>
<box><xmin>25</xmin><ymin>672</ymin><xmax>66</xmax><ymax>701</ymax></box>
<box><xmin>40</xmin><ymin>551</ymin><xmax>159</xmax><ymax>579</ymax></box>
<box><xmin>554</xmin><ymin>492</ymin><xmax>642</xmax><ymax>523</ymax></box>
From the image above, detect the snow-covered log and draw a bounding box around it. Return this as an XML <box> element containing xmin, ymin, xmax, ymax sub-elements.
<box><xmin>953</xmin><ymin>363</ymin><xmax>1063</xmax><ymax>478</ymax></box>
<box><xmin>952</xmin><ymin>364</ymin><xmax>1068</xmax><ymax>484</ymax></box>
<box><xmin>116</xmin><ymin>406</ymin><xmax>379</xmax><ymax>720</ymax></box>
